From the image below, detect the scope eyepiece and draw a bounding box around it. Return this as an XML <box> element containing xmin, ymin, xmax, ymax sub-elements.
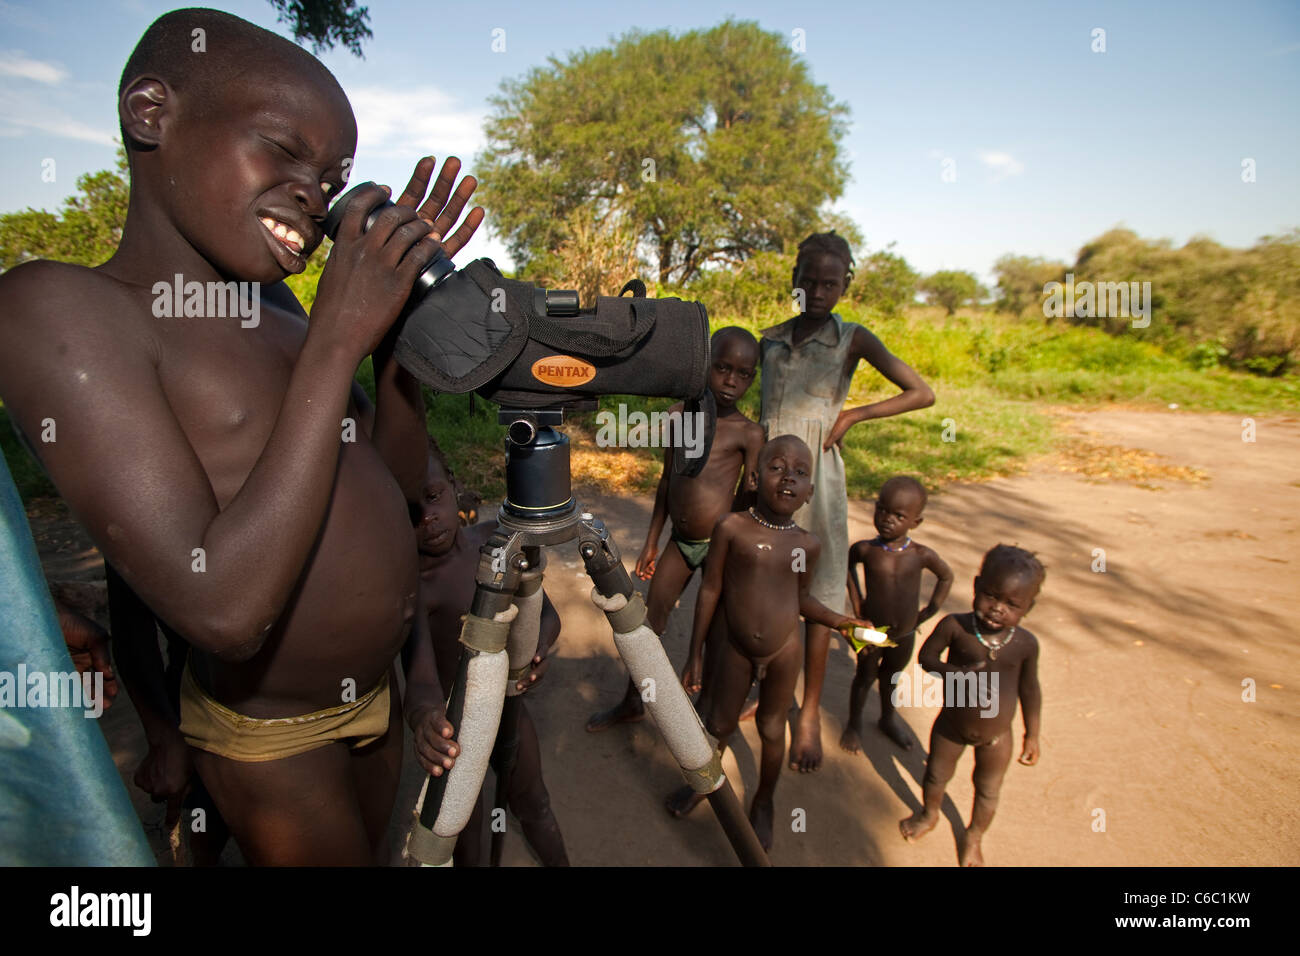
<box><xmin>322</xmin><ymin>182</ymin><xmax>456</xmax><ymax>295</ymax></box>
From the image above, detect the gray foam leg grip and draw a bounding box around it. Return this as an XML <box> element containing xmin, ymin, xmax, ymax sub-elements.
<box><xmin>611</xmin><ymin>623</ymin><xmax>714</xmax><ymax>770</ymax></box>
<box><xmin>592</xmin><ymin>590</ymin><xmax>714</xmax><ymax>771</ymax></box>
<box><xmin>505</xmin><ymin>587</ymin><xmax>542</xmax><ymax>697</ymax></box>
<box><xmin>432</xmin><ymin>649</ymin><xmax>509</xmax><ymax>839</ymax></box>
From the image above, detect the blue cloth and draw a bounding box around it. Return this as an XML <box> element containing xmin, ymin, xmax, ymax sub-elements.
<box><xmin>0</xmin><ymin>455</ymin><xmax>153</xmax><ymax>865</ymax></box>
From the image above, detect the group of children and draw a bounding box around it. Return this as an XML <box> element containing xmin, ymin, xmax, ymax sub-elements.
<box><xmin>584</xmin><ymin>287</ymin><xmax>1044</xmax><ymax>862</ymax></box>
<box><xmin>0</xmin><ymin>8</ymin><xmax>1045</xmax><ymax>867</ymax></box>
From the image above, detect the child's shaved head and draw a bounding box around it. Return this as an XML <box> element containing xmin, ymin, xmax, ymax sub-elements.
<box><xmin>760</xmin><ymin>433</ymin><xmax>813</xmax><ymax>466</ymax></box>
<box><xmin>879</xmin><ymin>475</ymin><xmax>927</xmax><ymax>510</ymax></box>
<box><xmin>980</xmin><ymin>544</ymin><xmax>1046</xmax><ymax>589</ymax></box>
<box><xmin>119</xmin><ymin>8</ymin><xmax>340</xmax><ymax>145</ymax></box>
<box><xmin>711</xmin><ymin>326</ymin><xmax>759</xmax><ymax>361</ymax></box>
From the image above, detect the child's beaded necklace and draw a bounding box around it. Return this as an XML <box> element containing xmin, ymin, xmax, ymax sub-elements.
<box><xmin>972</xmin><ymin>616</ymin><xmax>1015</xmax><ymax>661</ymax></box>
<box><xmin>872</xmin><ymin>536</ymin><xmax>912</xmax><ymax>552</ymax></box>
<box><xmin>748</xmin><ymin>507</ymin><xmax>796</xmax><ymax>531</ymax></box>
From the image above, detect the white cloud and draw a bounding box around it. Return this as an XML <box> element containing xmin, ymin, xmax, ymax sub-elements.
<box><xmin>976</xmin><ymin>149</ymin><xmax>1025</xmax><ymax>179</ymax></box>
<box><xmin>345</xmin><ymin>85</ymin><xmax>484</xmax><ymax>163</ymax></box>
<box><xmin>0</xmin><ymin>88</ymin><xmax>114</xmax><ymax>145</ymax></box>
<box><xmin>0</xmin><ymin>50</ymin><xmax>66</xmax><ymax>84</ymax></box>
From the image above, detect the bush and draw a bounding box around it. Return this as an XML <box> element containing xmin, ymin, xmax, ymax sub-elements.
<box><xmin>845</xmin><ymin>244</ymin><xmax>918</xmax><ymax>317</ymax></box>
<box><xmin>998</xmin><ymin>227</ymin><xmax>1300</xmax><ymax>375</ymax></box>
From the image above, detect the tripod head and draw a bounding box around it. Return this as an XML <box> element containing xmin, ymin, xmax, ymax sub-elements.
<box><xmin>498</xmin><ymin>406</ymin><xmax>581</xmax><ymax>523</ymax></box>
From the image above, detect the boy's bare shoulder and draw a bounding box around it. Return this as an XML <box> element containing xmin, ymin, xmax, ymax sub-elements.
<box><xmin>0</xmin><ymin>260</ymin><xmax>152</xmax><ymax>353</ymax></box>
<box><xmin>2</xmin><ymin>257</ymin><xmax>128</xmax><ymax>306</ymax></box>
<box><xmin>931</xmin><ymin>612</ymin><xmax>962</xmax><ymax>634</ymax></box>
<box><xmin>914</xmin><ymin>540</ymin><xmax>945</xmax><ymax>562</ymax></box>
<box><xmin>1015</xmin><ymin>625</ymin><xmax>1040</xmax><ymax>651</ymax></box>
<box><xmin>713</xmin><ymin>510</ymin><xmax>747</xmax><ymax>536</ymax></box>
<box><xmin>0</xmin><ymin>260</ymin><xmax>161</xmax><ymax>412</ymax></box>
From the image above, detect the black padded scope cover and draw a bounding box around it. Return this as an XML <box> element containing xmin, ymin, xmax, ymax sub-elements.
<box><xmin>391</xmin><ymin>259</ymin><xmax>710</xmax><ymax>408</ymax></box>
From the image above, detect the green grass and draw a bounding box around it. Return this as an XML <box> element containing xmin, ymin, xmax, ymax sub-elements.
<box><xmin>4</xmin><ymin>305</ymin><xmax>1295</xmax><ymax>505</ymax></box>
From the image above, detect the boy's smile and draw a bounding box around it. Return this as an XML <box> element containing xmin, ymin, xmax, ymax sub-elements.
<box><xmin>158</xmin><ymin>65</ymin><xmax>356</xmax><ymax>282</ymax></box>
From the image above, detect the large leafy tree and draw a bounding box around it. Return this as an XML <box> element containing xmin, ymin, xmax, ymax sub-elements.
<box><xmin>477</xmin><ymin>20</ymin><xmax>849</xmax><ymax>286</ymax></box>
<box><xmin>0</xmin><ymin>150</ymin><xmax>129</xmax><ymax>272</ymax></box>
<box><xmin>265</xmin><ymin>0</ymin><xmax>372</xmax><ymax>57</ymax></box>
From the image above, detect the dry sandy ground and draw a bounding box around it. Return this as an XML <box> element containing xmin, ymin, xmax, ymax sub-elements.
<box><xmin>37</xmin><ymin>407</ymin><xmax>1300</xmax><ymax>866</ymax></box>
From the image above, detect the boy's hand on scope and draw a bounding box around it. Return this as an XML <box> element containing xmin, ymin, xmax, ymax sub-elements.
<box><xmin>635</xmin><ymin>544</ymin><xmax>658</xmax><ymax>580</ymax></box>
<box><xmin>314</xmin><ymin>182</ymin><xmax>440</xmax><ymax>357</ymax></box>
<box><xmin>1018</xmin><ymin>735</ymin><xmax>1040</xmax><ymax>766</ymax></box>
<box><xmin>394</xmin><ymin>156</ymin><xmax>484</xmax><ymax>260</ymax></box>
<box><xmin>681</xmin><ymin>655</ymin><xmax>703</xmax><ymax>695</ymax></box>
<box><xmin>412</xmin><ymin>705</ymin><xmax>459</xmax><ymax>776</ymax></box>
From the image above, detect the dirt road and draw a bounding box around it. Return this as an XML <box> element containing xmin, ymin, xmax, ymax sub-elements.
<box><xmin>43</xmin><ymin>408</ymin><xmax>1300</xmax><ymax>865</ymax></box>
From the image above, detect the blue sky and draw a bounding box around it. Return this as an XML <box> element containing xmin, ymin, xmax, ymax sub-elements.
<box><xmin>1</xmin><ymin>0</ymin><xmax>1297</xmax><ymax>284</ymax></box>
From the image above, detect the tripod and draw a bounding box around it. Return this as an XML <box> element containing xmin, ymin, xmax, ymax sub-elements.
<box><xmin>407</xmin><ymin>408</ymin><xmax>770</xmax><ymax>867</ymax></box>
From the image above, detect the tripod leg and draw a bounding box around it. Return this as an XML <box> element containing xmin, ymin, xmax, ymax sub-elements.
<box><xmin>408</xmin><ymin>603</ymin><xmax>515</xmax><ymax>867</ymax></box>
<box><xmin>580</xmin><ymin>535</ymin><xmax>770</xmax><ymax>867</ymax></box>
<box><xmin>490</xmin><ymin>560</ymin><xmax>544</xmax><ymax>866</ymax></box>
<box><xmin>489</xmin><ymin>698</ymin><xmax>520</xmax><ymax>867</ymax></box>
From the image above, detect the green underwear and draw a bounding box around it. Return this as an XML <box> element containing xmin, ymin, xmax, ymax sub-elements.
<box><xmin>671</xmin><ymin>529</ymin><xmax>711</xmax><ymax>571</ymax></box>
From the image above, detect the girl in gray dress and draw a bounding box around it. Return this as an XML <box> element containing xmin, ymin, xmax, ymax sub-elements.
<box><xmin>760</xmin><ymin>232</ymin><xmax>935</xmax><ymax>772</ymax></box>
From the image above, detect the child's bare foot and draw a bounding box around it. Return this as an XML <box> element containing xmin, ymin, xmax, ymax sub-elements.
<box><xmin>960</xmin><ymin>829</ymin><xmax>986</xmax><ymax>866</ymax></box>
<box><xmin>585</xmin><ymin>697</ymin><xmax>645</xmax><ymax>733</ymax></box>
<box><xmin>789</xmin><ymin>714</ymin><xmax>823</xmax><ymax>772</ymax></box>
<box><xmin>665</xmin><ymin>785</ymin><xmax>706</xmax><ymax>818</ymax></box>
<box><xmin>899</xmin><ymin>809</ymin><xmax>938</xmax><ymax>842</ymax></box>
<box><xmin>839</xmin><ymin>724</ymin><xmax>863</xmax><ymax>753</ymax></box>
<box><xmin>878</xmin><ymin>712</ymin><xmax>913</xmax><ymax>749</ymax></box>
<box><xmin>748</xmin><ymin>794</ymin><xmax>774</xmax><ymax>851</ymax></box>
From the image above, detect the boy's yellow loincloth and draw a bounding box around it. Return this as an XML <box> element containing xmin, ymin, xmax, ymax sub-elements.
<box><xmin>179</xmin><ymin>662</ymin><xmax>390</xmax><ymax>762</ymax></box>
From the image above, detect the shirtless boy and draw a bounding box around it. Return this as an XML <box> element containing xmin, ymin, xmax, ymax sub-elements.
<box><xmin>899</xmin><ymin>545</ymin><xmax>1044</xmax><ymax>866</ymax></box>
<box><xmin>0</xmin><ymin>9</ymin><xmax>478</xmax><ymax>863</ymax></box>
<box><xmin>841</xmin><ymin>476</ymin><xmax>952</xmax><ymax>752</ymax></box>
<box><xmin>405</xmin><ymin>444</ymin><xmax>568</xmax><ymax>866</ymax></box>
<box><xmin>586</xmin><ymin>327</ymin><xmax>764</xmax><ymax>732</ymax></box>
<box><xmin>667</xmin><ymin>435</ymin><xmax>869</xmax><ymax>849</ymax></box>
